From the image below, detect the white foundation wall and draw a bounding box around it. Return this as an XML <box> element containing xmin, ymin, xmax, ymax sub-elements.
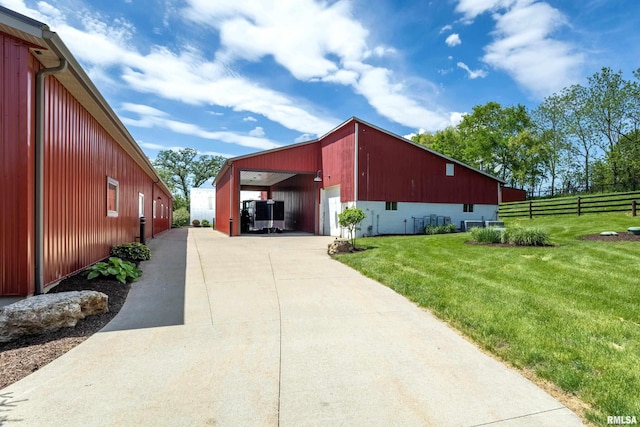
<box><xmin>353</xmin><ymin>201</ymin><xmax>499</xmax><ymax>237</ymax></box>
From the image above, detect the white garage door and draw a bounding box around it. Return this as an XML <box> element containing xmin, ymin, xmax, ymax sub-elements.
<box><xmin>323</xmin><ymin>185</ymin><xmax>341</xmax><ymax>237</ymax></box>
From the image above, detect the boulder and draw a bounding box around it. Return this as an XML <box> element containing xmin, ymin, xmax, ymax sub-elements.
<box><xmin>600</xmin><ymin>231</ymin><xmax>619</xmax><ymax>236</ymax></box>
<box><xmin>328</xmin><ymin>239</ymin><xmax>353</xmax><ymax>255</ymax></box>
<box><xmin>0</xmin><ymin>291</ymin><xmax>108</xmax><ymax>343</ymax></box>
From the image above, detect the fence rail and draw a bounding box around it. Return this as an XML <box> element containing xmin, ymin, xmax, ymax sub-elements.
<box><xmin>499</xmin><ymin>191</ymin><xmax>640</xmax><ymax>218</ymax></box>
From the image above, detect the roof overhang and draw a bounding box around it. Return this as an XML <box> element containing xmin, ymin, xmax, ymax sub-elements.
<box><xmin>239</xmin><ymin>171</ymin><xmax>297</xmax><ymax>187</ymax></box>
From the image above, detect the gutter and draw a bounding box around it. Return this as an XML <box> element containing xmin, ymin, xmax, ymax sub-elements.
<box><xmin>34</xmin><ymin>57</ymin><xmax>67</xmax><ymax>294</ymax></box>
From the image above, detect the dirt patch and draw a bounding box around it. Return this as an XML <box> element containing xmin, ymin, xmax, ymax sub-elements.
<box><xmin>580</xmin><ymin>232</ymin><xmax>640</xmax><ymax>242</ymax></box>
<box><xmin>0</xmin><ymin>273</ymin><xmax>130</xmax><ymax>390</ymax></box>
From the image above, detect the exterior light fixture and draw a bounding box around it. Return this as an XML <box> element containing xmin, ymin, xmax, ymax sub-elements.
<box><xmin>314</xmin><ymin>170</ymin><xmax>322</xmax><ymax>182</ymax></box>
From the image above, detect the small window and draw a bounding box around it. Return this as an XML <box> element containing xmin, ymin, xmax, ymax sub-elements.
<box><xmin>153</xmin><ymin>200</ymin><xmax>157</xmax><ymax>219</ymax></box>
<box><xmin>463</xmin><ymin>204</ymin><xmax>474</xmax><ymax>213</ymax></box>
<box><xmin>385</xmin><ymin>201</ymin><xmax>398</xmax><ymax>211</ymax></box>
<box><xmin>107</xmin><ymin>177</ymin><xmax>119</xmax><ymax>217</ymax></box>
<box><xmin>160</xmin><ymin>203</ymin><xmax>164</xmax><ymax>219</ymax></box>
<box><xmin>138</xmin><ymin>193</ymin><xmax>145</xmax><ymax>217</ymax></box>
<box><xmin>446</xmin><ymin>163</ymin><xmax>455</xmax><ymax>176</ymax></box>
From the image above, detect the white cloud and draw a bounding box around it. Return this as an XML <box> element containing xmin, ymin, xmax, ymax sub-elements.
<box><xmin>440</xmin><ymin>24</ymin><xmax>453</xmax><ymax>33</ymax></box>
<box><xmin>294</xmin><ymin>133</ymin><xmax>316</xmax><ymax>143</ymax></box>
<box><xmin>457</xmin><ymin>62</ymin><xmax>488</xmax><ymax>79</ymax></box>
<box><xmin>455</xmin><ymin>0</ymin><xmax>511</xmax><ymax>22</ymax></box>
<box><xmin>354</xmin><ymin>67</ymin><xmax>450</xmax><ymax>130</ymax></box>
<box><xmin>403</xmin><ymin>128</ymin><xmax>426</xmax><ymax>140</ymax></box>
<box><xmin>120</xmin><ymin>103</ymin><xmax>280</xmax><ymax>150</ymax></box>
<box><xmin>243</xmin><ymin>116</ymin><xmax>257</xmax><ymax>122</ymax></box>
<box><xmin>455</xmin><ymin>0</ymin><xmax>583</xmax><ymax>98</ymax></box>
<box><xmin>140</xmin><ymin>141</ymin><xmax>235</xmax><ymax>158</ymax></box>
<box><xmin>449</xmin><ymin>111</ymin><xmax>465</xmax><ymax>126</ymax></box>
<box><xmin>445</xmin><ymin>34</ymin><xmax>462</xmax><ymax>47</ymax></box>
<box><xmin>182</xmin><ymin>0</ymin><xmax>456</xmax><ymax>132</ymax></box>
<box><xmin>249</xmin><ymin>126</ymin><xmax>265</xmax><ymax>137</ymax></box>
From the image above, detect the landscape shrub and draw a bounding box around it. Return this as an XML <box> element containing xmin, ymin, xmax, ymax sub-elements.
<box><xmin>87</xmin><ymin>257</ymin><xmax>142</xmax><ymax>284</ymax></box>
<box><xmin>469</xmin><ymin>226</ymin><xmax>549</xmax><ymax>246</ymax></box>
<box><xmin>172</xmin><ymin>208</ymin><xmax>190</xmax><ymax>227</ymax></box>
<box><xmin>425</xmin><ymin>224</ymin><xmax>457</xmax><ymax>235</ymax></box>
<box><xmin>192</xmin><ymin>219</ymin><xmax>201</xmax><ymax>227</ymax></box>
<box><xmin>110</xmin><ymin>242</ymin><xmax>151</xmax><ymax>263</ymax></box>
<box><xmin>201</xmin><ymin>219</ymin><xmax>211</xmax><ymax>227</ymax></box>
<box><xmin>338</xmin><ymin>207</ymin><xmax>366</xmax><ymax>247</ymax></box>
<box><xmin>509</xmin><ymin>227</ymin><xmax>549</xmax><ymax>246</ymax></box>
<box><xmin>470</xmin><ymin>227</ymin><xmax>503</xmax><ymax>244</ymax></box>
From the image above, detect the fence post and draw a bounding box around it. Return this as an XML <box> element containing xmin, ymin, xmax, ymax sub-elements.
<box><xmin>577</xmin><ymin>197</ymin><xmax>581</xmax><ymax>216</ymax></box>
<box><xmin>633</xmin><ymin>200</ymin><xmax>637</xmax><ymax>217</ymax></box>
<box><xmin>529</xmin><ymin>201</ymin><xmax>533</xmax><ymax>219</ymax></box>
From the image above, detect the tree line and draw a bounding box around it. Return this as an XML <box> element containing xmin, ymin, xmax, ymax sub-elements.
<box><xmin>412</xmin><ymin>67</ymin><xmax>640</xmax><ymax>197</ymax></box>
<box><xmin>152</xmin><ymin>148</ymin><xmax>225</xmax><ymax>211</ymax></box>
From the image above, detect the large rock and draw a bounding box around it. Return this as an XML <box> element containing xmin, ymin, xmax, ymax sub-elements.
<box><xmin>328</xmin><ymin>239</ymin><xmax>353</xmax><ymax>255</ymax></box>
<box><xmin>0</xmin><ymin>291</ymin><xmax>108</xmax><ymax>343</ymax></box>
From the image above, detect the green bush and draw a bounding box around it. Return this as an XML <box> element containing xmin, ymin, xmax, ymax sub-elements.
<box><xmin>470</xmin><ymin>227</ymin><xmax>503</xmax><ymax>244</ymax></box>
<box><xmin>192</xmin><ymin>219</ymin><xmax>201</xmax><ymax>227</ymax></box>
<box><xmin>425</xmin><ymin>224</ymin><xmax>457</xmax><ymax>235</ymax></box>
<box><xmin>172</xmin><ymin>208</ymin><xmax>190</xmax><ymax>227</ymax></box>
<box><xmin>509</xmin><ymin>227</ymin><xmax>549</xmax><ymax>246</ymax></box>
<box><xmin>469</xmin><ymin>226</ymin><xmax>549</xmax><ymax>246</ymax></box>
<box><xmin>87</xmin><ymin>257</ymin><xmax>142</xmax><ymax>284</ymax></box>
<box><xmin>110</xmin><ymin>242</ymin><xmax>151</xmax><ymax>263</ymax></box>
<box><xmin>201</xmin><ymin>219</ymin><xmax>211</xmax><ymax>227</ymax></box>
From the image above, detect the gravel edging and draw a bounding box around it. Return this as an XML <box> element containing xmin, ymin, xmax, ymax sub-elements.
<box><xmin>0</xmin><ymin>274</ymin><xmax>131</xmax><ymax>390</ymax></box>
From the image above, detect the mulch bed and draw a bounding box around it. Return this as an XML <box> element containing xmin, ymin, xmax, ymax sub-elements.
<box><xmin>580</xmin><ymin>232</ymin><xmax>640</xmax><ymax>241</ymax></box>
<box><xmin>0</xmin><ymin>273</ymin><xmax>130</xmax><ymax>390</ymax></box>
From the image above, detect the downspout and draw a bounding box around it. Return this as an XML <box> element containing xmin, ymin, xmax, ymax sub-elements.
<box><xmin>354</xmin><ymin>122</ymin><xmax>359</xmax><ymax>204</ymax></box>
<box><xmin>35</xmin><ymin>58</ymin><xmax>68</xmax><ymax>294</ymax></box>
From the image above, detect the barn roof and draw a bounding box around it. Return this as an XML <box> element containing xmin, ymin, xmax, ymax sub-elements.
<box><xmin>214</xmin><ymin>117</ymin><xmax>504</xmax><ymax>186</ymax></box>
<box><xmin>0</xmin><ymin>6</ymin><xmax>172</xmax><ymax>196</ymax></box>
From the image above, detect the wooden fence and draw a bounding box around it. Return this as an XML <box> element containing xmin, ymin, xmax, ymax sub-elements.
<box><xmin>499</xmin><ymin>191</ymin><xmax>640</xmax><ymax>218</ymax></box>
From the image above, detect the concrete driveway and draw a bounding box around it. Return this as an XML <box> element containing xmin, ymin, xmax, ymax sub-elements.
<box><xmin>1</xmin><ymin>228</ymin><xmax>583</xmax><ymax>426</ymax></box>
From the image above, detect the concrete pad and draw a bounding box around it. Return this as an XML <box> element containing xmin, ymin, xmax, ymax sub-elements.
<box><xmin>0</xmin><ymin>228</ymin><xmax>584</xmax><ymax>426</ymax></box>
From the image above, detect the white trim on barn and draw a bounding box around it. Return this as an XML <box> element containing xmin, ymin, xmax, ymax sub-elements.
<box><xmin>353</xmin><ymin>201</ymin><xmax>499</xmax><ymax>237</ymax></box>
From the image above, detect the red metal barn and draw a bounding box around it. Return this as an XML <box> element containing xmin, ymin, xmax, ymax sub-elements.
<box><xmin>214</xmin><ymin>118</ymin><xmax>503</xmax><ymax>237</ymax></box>
<box><xmin>0</xmin><ymin>7</ymin><xmax>172</xmax><ymax>296</ymax></box>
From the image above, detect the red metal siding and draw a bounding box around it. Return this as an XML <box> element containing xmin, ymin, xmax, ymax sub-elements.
<box><xmin>222</xmin><ymin>143</ymin><xmax>323</xmax><ymax>235</ymax></box>
<box><xmin>41</xmin><ymin>77</ymin><xmax>171</xmax><ymax>285</ymax></box>
<box><xmin>319</xmin><ymin>121</ymin><xmax>355</xmax><ymax>202</ymax></box>
<box><xmin>357</xmin><ymin>123</ymin><xmax>498</xmax><ymax>204</ymax></box>
<box><xmin>501</xmin><ymin>187</ymin><xmax>527</xmax><ymax>202</ymax></box>
<box><xmin>271</xmin><ymin>174</ymin><xmax>317</xmax><ymax>233</ymax></box>
<box><xmin>215</xmin><ymin>167</ymin><xmax>232</xmax><ymax>235</ymax></box>
<box><xmin>0</xmin><ymin>34</ymin><xmax>36</xmax><ymax>295</ymax></box>
<box><xmin>236</xmin><ymin>142</ymin><xmax>321</xmax><ymax>172</ymax></box>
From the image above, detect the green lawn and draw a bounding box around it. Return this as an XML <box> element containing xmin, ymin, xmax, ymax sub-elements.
<box><xmin>334</xmin><ymin>212</ymin><xmax>640</xmax><ymax>425</ymax></box>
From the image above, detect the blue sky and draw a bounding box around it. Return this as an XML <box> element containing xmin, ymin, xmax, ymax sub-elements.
<box><xmin>3</xmin><ymin>0</ymin><xmax>639</xmax><ymax>161</ymax></box>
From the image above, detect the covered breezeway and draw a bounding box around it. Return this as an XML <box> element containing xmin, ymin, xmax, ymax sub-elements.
<box><xmin>238</xmin><ymin>170</ymin><xmax>321</xmax><ymax>235</ymax></box>
<box><xmin>213</xmin><ymin>140</ymin><xmax>323</xmax><ymax>236</ymax></box>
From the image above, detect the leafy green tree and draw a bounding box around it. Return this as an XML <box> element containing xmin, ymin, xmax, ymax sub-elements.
<box><xmin>456</xmin><ymin>102</ymin><xmax>536</xmax><ymax>186</ymax></box>
<box><xmin>586</xmin><ymin>67</ymin><xmax>630</xmax><ymax>188</ymax></box>
<box><xmin>338</xmin><ymin>207</ymin><xmax>366</xmax><ymax>248</ymax></box>
<box><xmin>561</xmin><ymin>84</ymin><xmax>598</xmax><ymax>192</ymax></box>
<box><xmin>532</xmin><ymin>94</ymin><xmax>571</xmax><ymax>196</ymax></box>
<box><xmin>413</xmin><ymin>127</ymin><xmax>466</xmax><ymax>162</ymax></box>
<box><xmin>153</xmin><ymin>148</ymin><xmax>225</xmax><ymax>211</ymax></box>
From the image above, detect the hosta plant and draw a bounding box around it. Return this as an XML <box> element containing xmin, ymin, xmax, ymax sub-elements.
<box><xmin>87</xmin><ymin>257</ymin><xmax>142</xmax><ymax>284</ymax></box>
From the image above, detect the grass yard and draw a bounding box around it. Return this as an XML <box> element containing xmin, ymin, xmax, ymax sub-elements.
<box><xmin>334</xmin><ymin>212</ymin><xmax>640</xmax><ymax>425</ymax></box>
